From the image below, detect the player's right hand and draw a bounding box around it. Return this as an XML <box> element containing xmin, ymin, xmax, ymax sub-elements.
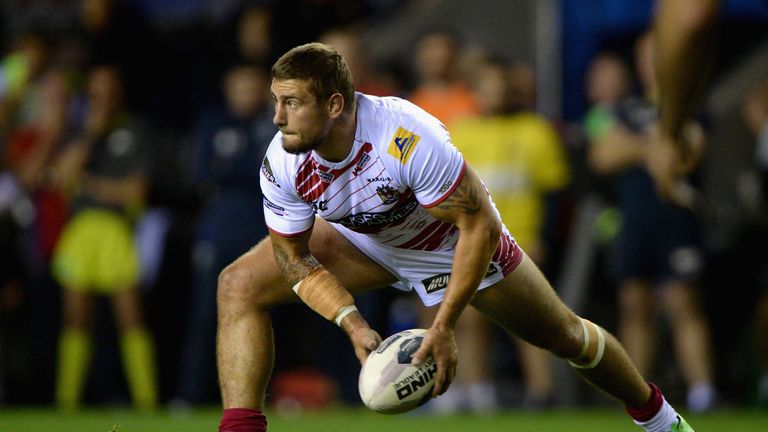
<box><xmin>348</xmin><ymin>325</ymin><xmax>382</xmax><ymax>365</ymax></box>
<box><xmin>411</xmin><ymin>325</ymin><xmax>457</xmax><ymax>397</ymax></box>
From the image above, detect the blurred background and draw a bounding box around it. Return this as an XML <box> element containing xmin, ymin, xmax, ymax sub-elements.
<box><xmin>2</xmin><ymin>0</ymin><xmax>768</xmax><ymax>416</ymax></box>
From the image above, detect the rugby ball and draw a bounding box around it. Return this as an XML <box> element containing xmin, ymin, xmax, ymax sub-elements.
<box><xmin>358</xmin><ymin>328</ymin><xmax>436</xmax><ymax>414</ymax></box>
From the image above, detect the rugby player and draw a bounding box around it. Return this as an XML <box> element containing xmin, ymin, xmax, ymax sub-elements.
<box><xmin>216</xmin><ymin>43</ymin><xmax>694</xmax><ymax>432</ymax></box>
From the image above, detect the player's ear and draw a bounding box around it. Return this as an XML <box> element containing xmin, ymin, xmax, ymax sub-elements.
<box><xmin>328</xmin><ymin>92</ymin><xmax>344</xmax><ymax>118</ymax></box>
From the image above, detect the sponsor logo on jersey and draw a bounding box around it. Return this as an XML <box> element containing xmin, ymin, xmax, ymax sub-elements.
<box><xmin>330</xmin><ymin>200</ymin><xmax>418</xmax><ymax>230</ymax></box>
<box><xmin>387</xmin><ymin>127</ymin><xmax>420</xmax><ymax>164</ymax></box>
<box><xmin>311</xmin><ymin>200</ymin><xmax>328</xmax><ymax>212</ymax></box>
<box><xmin>376</xmin><ymin>185</ymin><xmax>400</xmax><ymax>204</ymax></box>
<box><xmin>367</xmin><ymin>176</ymin><xmax>393</xmax><ymax>183</ymax></box>
<box><xmin>261</xmin><ymin>157</ymin><xmax>280</xmax><ymax>187</ymax></box>
<box><xmin>263</xmin><ymin>197</ymin><xmax>285</xmax><ymax>215</ymax></box>
<box><xmin>422</xmin><ymin>264</ymin><xmax>500</xmax><ymax>293</ymax></box>
<box><xmin>315</xmin><ymin>168</ymin><xmax>335</xmax><ymax>183</ymax></box>
<box><xmin>438</xmin><ymin>179</ymin><xmax>453</xmax><ymax>194</ymax></box>
<box><xmin>352</xmin><ymin>151</ymin><xmax>371</xmax><ymax>176</ymax></box>
<box><xmin>422</xmin><ymin>272</ymin><xmax>451</xmax><ymax>293</ymax></box>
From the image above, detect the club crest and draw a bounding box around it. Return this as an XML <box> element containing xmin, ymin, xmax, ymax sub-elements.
<box><xmin>376</xmin><ymin>185</ymin><xmax>400</xmax><ymax>204</ymax></box>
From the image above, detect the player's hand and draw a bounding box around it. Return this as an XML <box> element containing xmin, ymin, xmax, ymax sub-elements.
<box><xmin>339</xmin><ymin>309</ymin><xmax>382</xmax><ymax>364</ymax></box>
<box><xmin>348</xmin><ymin>325</ymin><xmax>382</xmax><ymax>365</ymax></box>
<box><xmin>411</xmin><ymin>325</ymin><xmax>457</xmax><ymax>397</ymax></box>
<box><xmin>646</xmin><ymin>125</ymin><xmax>703</xmax><ymax>208</ymax></box>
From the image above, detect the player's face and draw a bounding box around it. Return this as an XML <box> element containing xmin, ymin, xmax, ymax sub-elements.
<box><xmin>271</xmin><ymin>78</ymin><xmax>332</xmax><ymax>155</ymax></box>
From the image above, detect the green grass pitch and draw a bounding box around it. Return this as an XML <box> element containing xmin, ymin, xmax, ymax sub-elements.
<box><xmin>0</xmin><ymin>406</ymin><xmax>766</xmax><ymax>431</ymax></box>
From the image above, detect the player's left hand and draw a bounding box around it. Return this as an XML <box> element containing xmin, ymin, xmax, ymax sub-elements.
<box><xmin>646</xmin><ymin>124</ymin><xmax>704</xmax><ymax>207</ymax></box>
<box><xmin>411</xmin><ymin>325</ymin><xmax>457</xmax><ymax>397</ymax></box>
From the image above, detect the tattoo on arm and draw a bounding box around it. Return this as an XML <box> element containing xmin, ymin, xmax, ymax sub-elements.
<box><xmin>438</xmin><ymin>179</ymin><xmax>482</xmax><ymax>215</ymax></box>
<box><xmin>272</xmin><ymin>242</ymin><xmax>321</xmax><ymax>286</ymax></box>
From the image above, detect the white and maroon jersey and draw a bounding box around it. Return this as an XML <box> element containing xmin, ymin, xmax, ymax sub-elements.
<box><xmin>260</xmin><ymin>93</ymin><xmax>523</xmax><ymax>304</ymax></box>
<box><xmin>261</xmin><ymin>93</ymin><xmax>468</xmax><ymax>251</ymax></box>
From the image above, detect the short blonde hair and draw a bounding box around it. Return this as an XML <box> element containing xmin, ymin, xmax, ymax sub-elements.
<box><xmin>271</xmin><ymin>42</ymin><xmax>355</xmax><ymax>111</ymax></box>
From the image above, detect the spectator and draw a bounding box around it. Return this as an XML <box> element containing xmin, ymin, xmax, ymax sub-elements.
<box><xmin>0</xmin><ymin>31</ymin><xmax>73</xmax><ymax>258</ymax></box>
<box><xmin>237</xmin><ymin>6</ymin><xmax>274</xmax><ymax>66</ymax></box>
<box><xmin>51</xmin><ymin>65</ymin><xmax>157</xmax><ymax>411</ymax></box>
<box><xmin>0</xmin><ymin>30</ymin><xmax>75</xmax><ymax>403</ymax></box>
<box><xmin>583</xmin><ymin>52</ymin><xmax>632</xmax><ymax>136</ymax></box>
<box><xmin>586</xmin><ymin>31</ymin><xmax>717</xmax><ymax>413</ymax></box>
<box><xmin>320</xmin><ymin>27</ymin><xmax>401</xmax><ymax>97</ymax></box>
<box><xmin>447</xmin><ymin>57</ymin><xmax>570</xmax><ymax>409</ymax></box>
<box><xmin>408</xmin><ymin>29</ymin><xmax>478</xmax><ymax>127</ymax></box>
<box><xmin>77</xmin><ymin>0</ymin><xmax>165</xmax><ymax>118</ymax></box>
<box><xmin>173</xmin><ymin>64</ymin><xmax>275</xmax><ymax>406</ymax></box>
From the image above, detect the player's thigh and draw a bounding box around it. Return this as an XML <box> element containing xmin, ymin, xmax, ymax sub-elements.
<box><xmin>470</xmin><ymin>253</ymin><xmax>581</xmax><ymax>357</ymax></box>
<box><xmin>219</xmin><ymin>218</ymin><xmax>397</xmax><ymax>308</ymax></box>
<box><xmin>308</xmin><ymin>219</ymin><xmax>398</xmax><ymax>293</ymax></box>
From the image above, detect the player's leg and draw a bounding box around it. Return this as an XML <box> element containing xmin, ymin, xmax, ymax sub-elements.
<box><xmin>472</xmin><ymin>253</ymin><xmax>692</xmax><ymax>431</ymax></box>
<box><xmin>217</xmin><ymin>218</ymin><xmax>398</xmax><ymax>412</ymax></box>
<box><xmin>660</xmin><ymin>280</ymin><xmax>716</xmax><ymax>412</ymax></box>
<box><xmin>618</xmin><ymin>279</ymin><xmax>656</xmax><ymax>377</ymax></box>
<box><xmin>471</xmin><ymin>253</ymin><xmax>650</xmax><ymax>407</ymax></box>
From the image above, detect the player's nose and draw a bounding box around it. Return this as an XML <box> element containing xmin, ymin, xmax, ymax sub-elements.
<box><xmin>273</xmin><ymin>103</ymin><xmax>286</xmax><ymax>127</ymax></box>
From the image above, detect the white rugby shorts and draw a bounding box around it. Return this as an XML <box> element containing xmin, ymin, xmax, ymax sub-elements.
<box><xmin>331</xmin><ymin>222</ymin><xmax>524</xmax><ymax>306</ymax></box>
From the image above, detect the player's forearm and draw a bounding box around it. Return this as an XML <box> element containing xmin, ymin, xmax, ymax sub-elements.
<box><xmin>655</xmin><ymin>0</ymin><xmax>719</xmax><ymax>140</ymax></box>
<box><xmin>271</xmin><ymin>237</ymin><xmax>321</xmax><ymax>287</ymax></box>
<box><xmin>433</xmin><ymin>218</ymin><xmax>500</xmax><ymax>330</ymax></box>
<box><xmin>271</xmin><ymin>236</ymin><xmax>359</xmax><ymax>326</ymax></box>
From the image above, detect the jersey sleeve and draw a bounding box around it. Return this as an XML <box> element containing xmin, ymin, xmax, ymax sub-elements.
<box><xmin>386</xmin><ymin>113</ymin><xmax>466</xmax><ymax>208</ymax></box>
<box><xmin>259</xmin><ymin>136</ymin><xmax>315</xmax><ymax>236</ymax></box>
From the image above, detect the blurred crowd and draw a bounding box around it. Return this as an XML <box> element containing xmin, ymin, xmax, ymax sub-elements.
<box><xmin>1</xmin><ymin>0</ymin><xmax>768</xmax><ymax>415</ymax></box>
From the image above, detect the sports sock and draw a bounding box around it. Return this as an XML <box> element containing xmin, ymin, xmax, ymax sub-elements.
<box><xmin>120</xmin><ymin>327</ymin><xmax>158</xmax><ymax>411</ymax></box>
<box><xmin>626</xmin><ymin>383</ymin><xmax>681</xmax><ymax>432</ymax></box>
<box><xmin>56</xmin><ymin>327</ymin><xmax>92</xmax><ymax>410</ymax></box>
<box><xmin>219</xmin><ymin>408</ymin><xmax>268</xmax><ymax>432</ymax></box>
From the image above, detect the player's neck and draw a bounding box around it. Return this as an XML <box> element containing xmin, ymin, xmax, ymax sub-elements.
<box><xmin>315</xmin><ymin>108</ymin><xmax>357</xmax><ymax>163</ymax></box>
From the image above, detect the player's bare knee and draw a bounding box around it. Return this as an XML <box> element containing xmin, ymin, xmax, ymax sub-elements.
<box><xmin>566</xmin><ymin>317</ymin><xmax>607</xmax><ymax>370</ymax></box>
<box><xmin>217</xmin><ymin>264</ymin><xmax>262</xmax><ymax>310</ymax></box>
<box><xmin>542</xmin><ymin>317</ymin><xmax>587</xmax><ymax>359</ymax></box>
